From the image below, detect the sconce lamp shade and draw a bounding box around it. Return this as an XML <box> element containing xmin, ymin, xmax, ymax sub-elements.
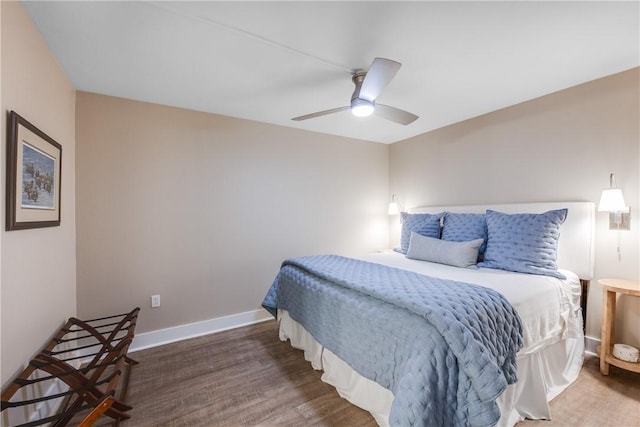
<box><xmin>388</xmin><ymin>201</ymin><xmax>400</xmax><ymax>215</ymax></box>
<box><xmin>598</xmin><ymin>188</ymin><xmax>629</xmax><ymax>213</ymax></box>
<box><xmin>598</xmin><ymin>173</ymin><xmax>631</xmax><ymax>241</ymax></box>
<box><xmin>388</xmin><ymin>194</ymin><xmax>401</xmax><ymax>215</ymax></box>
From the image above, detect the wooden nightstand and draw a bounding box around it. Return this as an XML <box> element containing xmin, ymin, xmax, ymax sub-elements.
<box><xmin>597</xmin><ymin>278</ymin><xmax>640</xmax><ymax>375</ymax></box>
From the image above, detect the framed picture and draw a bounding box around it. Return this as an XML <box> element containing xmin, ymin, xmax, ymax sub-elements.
<box><xmin>6</xmin><ymin>111</ymin><xmax>62</xmax><ymax>230</ymax></box>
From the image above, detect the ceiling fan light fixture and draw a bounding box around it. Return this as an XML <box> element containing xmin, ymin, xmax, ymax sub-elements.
<box><xmin>291</xmin><ymin>58</ymin><xmax>418</xmax><ymax>125</ymax></box>
<box><xmin>351</xmin><ymin>98</ymin><xmax>375</xmax><ymax>117</ymax></box>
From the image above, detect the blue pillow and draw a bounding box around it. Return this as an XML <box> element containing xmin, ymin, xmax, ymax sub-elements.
<box><xmin>407</xmin><ymin>232</ymin><xmax>484</xmax><ymax>268</ymax></box>
<box><xmin>399</xmin><ymin>212</ymin><xmax>443</xmax><ymax>254</ymax></box>
<box><xmin>478</xmin><ymin>209</ymin><xmax>568</xmax><ymax>279</ymax></box>
<box><xmin>441</xmin><ymin>213</ymin><xmax>488</xmax><ymax>260</ymax></box>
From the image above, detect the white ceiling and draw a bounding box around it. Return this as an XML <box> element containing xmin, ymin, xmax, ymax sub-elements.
<box><xmin>22</xmin><ymin>1</ymin><xmax>639</xmax><ymax>144</ymax></box>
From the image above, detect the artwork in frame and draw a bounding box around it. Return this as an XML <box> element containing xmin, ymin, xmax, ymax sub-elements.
<box><xmin>6</xmin><ymin>111</ymin><xmax>62</xmax><ymax>230</ymax></box>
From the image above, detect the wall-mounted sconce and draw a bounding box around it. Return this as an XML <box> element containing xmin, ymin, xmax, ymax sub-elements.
<box><xmin>598</xmin><ymin>173</ymin><xmax>630</xmax><ymax>230</ymax></box>
<box><xmin>388</xmin><ymin>194</ymin><xmax>403</xmax><ymax>215</ymax></box>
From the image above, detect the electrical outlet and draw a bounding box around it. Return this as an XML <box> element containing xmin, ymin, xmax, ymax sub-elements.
<box><xmin>151</xmin><ymin>294</ymin><xmax>160</xmax><ymax>308</ymax></box>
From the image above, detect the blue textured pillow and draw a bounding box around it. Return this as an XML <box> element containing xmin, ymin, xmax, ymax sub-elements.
<box><xmin>399</xmin><ymin>212</ymin><xmax>443</xmax><ymax>254</ymax></box>
<box><xmin>441</xmin><ymin>213</ymin><xmax>488</xmax><ymax>260</ymax></box>
<box><xmin>478</xmin><ymin>209</ymin><xmax>568</xmax><ymax>279</ymax></box>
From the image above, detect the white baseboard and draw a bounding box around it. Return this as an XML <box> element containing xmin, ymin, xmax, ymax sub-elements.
<box><xmin>585</xmin><ymin>335</ymin><xmax>600</xmax><ymax>355</ymax></box>
<box><xmin>1</xmin><ymin>352</ymin><xmax>79</xmax><ymax>427</ymax></box>
<box><xmin>5</xmin><ymin>310</ymin><xmax>275</xmax><ymax>426</ymax></box>
<box><xmin>129</xmin><ymin>308</ymin><xmax>273</xmax><ymax>352</ymax></box>
<box><xmin>129</xmin><ymin>311</ymin><xmax>602</xmax><ymax>356</ymax></box>
<box><xmin>29</xmin><ymin>380</ymin><xmax>67</xmax><ymax>424</ymax></box>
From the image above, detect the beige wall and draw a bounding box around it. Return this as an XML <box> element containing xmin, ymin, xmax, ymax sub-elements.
<box><xmin>390</xmin><ymin>68</ymin><xmax>640</xmax><ymax>345</ymax></box>
<box><xmin>1</xmin><ymin>1</ymin><xmax>77</xmax><ymax>386</ymax></box>
<box><xmin>2</xmin><ymin>0</ymin><xmax>638</xmax><ymax>392</ymax></box>
<box><xmin>75</xmin><ymin>92</ymin><xmax>389</xmax><ymax>333</ymax></box>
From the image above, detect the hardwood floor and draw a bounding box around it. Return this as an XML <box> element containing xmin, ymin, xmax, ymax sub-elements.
<box><xmin>109</xmin><ymin>320</ymin><xmax>639</xmax><ymax>427</ymax></box>
<box><xmin>118</xmin><ymin>320</ymin><xmax>376</xmax><ymax>426</ymax></box>
<box><xmin>518</xmin><ymin>353</ymin><xmax>640</xmax><ymax>426</ymax></box>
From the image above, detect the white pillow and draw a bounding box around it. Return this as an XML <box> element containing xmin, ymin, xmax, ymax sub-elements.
<box><xmin>406</xmin><ymin>232</ymin><xmax>484</xmax><ymax>268</ymax></box>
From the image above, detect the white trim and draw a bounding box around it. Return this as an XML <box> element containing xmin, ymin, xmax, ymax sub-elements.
<box><xmin>129</xmin><ymin>309</ymin><xmax>273</xmax><ymax>352</ymax></box>
<box><xmin>585</xmin><ymin>335</ymin><xmax>600</xmax><ymax>356</ymax></box>
<box><xmin>29</xmin><ymin>379</ymin><xmax>67</xmax><ymax>424</ymax></box>
<box><xmin>3</xmin><ymin>352</ymin><xmax>80</xmax><ymax>426</ymax></box>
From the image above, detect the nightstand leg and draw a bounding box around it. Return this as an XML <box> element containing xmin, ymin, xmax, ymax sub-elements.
<box><xmin>600</xmin><ymin>290</ymin><xmax>616</xmax><ymax>375</ymax></box>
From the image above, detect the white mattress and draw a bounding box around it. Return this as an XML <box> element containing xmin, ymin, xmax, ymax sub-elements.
<box><xmin>277</xmin><ymin>252</ymin><xmax>585</xmax><ymax>426</ymax></box>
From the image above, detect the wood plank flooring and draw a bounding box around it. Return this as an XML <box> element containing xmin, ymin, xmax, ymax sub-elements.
<box><xmin>110</xmin><ymin>320</ymin><xmax>638</xmax><ymax>427</ymax></box>
<box><xmin>118</xmin><ymin>320</ymin><xmax>376</xmax><ymax>426</ymax></box>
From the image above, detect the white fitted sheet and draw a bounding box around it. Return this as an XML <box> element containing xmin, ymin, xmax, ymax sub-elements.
<box><xmin>277</xmin><ymin>252</ymin><xmax>585</xmax><ymax>426</ymax></box>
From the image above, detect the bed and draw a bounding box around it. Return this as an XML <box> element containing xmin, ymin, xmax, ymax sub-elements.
<box><xmin>262</xmin><ymin>201</ymin><xmax>595</xmax><ymax>427</ymax></box>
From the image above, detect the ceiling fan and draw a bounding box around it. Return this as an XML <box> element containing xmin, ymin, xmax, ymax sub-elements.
<box><xmin>292</xmin><ymin>57</ymin><xmax>419</xmax><ymax>126</ymax></box>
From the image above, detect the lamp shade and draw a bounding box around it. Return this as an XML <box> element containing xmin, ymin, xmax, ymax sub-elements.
<box><xmin>388</xmin><ymin>201</ymin><xmax>400</xmax><ymax>215</ymax></box>
<box><xmin>598</xmin><ymin>188</ymin><xmax>628</xmax><ymax>212</ymax></box>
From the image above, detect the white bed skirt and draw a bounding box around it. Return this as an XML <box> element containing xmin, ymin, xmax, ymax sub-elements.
<box><xmin>278</xmin><ymin>309</ymin><xmax>584</xmax><ymax>427</ymax></box>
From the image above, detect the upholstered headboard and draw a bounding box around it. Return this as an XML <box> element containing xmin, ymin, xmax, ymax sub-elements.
<box><xmin>410</xmin><ymin>202</ymin><xmax>595</xmax><ymax>279</ymax></box>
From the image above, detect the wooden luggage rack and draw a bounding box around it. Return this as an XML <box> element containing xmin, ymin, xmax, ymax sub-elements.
<box><xmin>1</xmin><ymin>307</ymin><xmax>140</xmax><ymax>427</ymax></box>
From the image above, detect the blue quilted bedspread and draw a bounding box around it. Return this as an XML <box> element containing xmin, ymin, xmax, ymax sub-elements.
<box><xmin>262</xmin><ymin>255</ymin><xmax>523</xmax><ymax>427</ymax></box>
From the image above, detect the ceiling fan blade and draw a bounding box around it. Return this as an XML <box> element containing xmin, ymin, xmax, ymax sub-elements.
<box><xmin>375</xmin><ymin>104</ymin><xmax>419</xmax><ymax>125</ymax></box>
<box><xmin>359</xmin><ymin>58</ymin><xmax>401</xmax><ymax>102</ymax></box>
<box><xmin>291</xmin><ymin>106</ymin><xmax>350</xmax><ymax>121</ymax></box>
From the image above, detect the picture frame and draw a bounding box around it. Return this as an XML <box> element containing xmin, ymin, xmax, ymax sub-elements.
<box><xmin>6</xmin><ymin>111</ymin><xmax>62</xmax><ymax>230</ymax></box>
